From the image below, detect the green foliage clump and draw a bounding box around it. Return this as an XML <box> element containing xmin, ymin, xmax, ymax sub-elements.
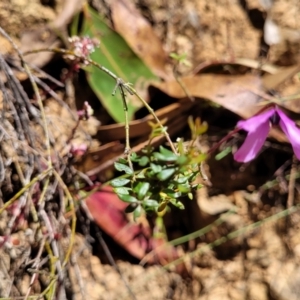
<box><xmin>111</xmin><ymin>144</ymin><xmax>205</xmax><ymax>218</ymax></box>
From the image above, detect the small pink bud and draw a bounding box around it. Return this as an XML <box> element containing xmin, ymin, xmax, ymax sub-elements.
<box><xmin>70</xmin><ymin>144</ymin><xmax>88</xmax><ymax>157</ymax></box>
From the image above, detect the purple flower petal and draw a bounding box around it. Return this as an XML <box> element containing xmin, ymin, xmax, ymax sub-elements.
<box><xmin>234</xmin><ymin>108</ymin><xmax>275</xmax><ymax>162</ymax></box>
<box><xmin>234</xmin><ymin>119</ymin><xmax>270</xmax><ymax>162</ymax></box>
<box><xmin>236</xmin><ymin>108</ymin><xmax>275</xmax><ymax>132</ymax></box>
<box><xmin>277</xmin><ymin>108</ymin><xmax>300</xmax><ymax>160</ymax></box>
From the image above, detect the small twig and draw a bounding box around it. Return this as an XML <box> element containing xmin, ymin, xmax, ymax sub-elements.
<box><xmin>287</xmin><ymin>156</ymin><xmax>297</xmax><ymax>209</ymax></box>
<box><xmin>24</xmin><ymin>238</ymin><xmax>47</xmax><ymax>300</ymax></box>
<box><xmin>126</xmin><ymin>85</ymin><xmax>178</xmax><ymax>154</ymax></box>
<box><xmin>113</xmin><ymin>79</ymin><xmax>135</xmax><ymax>173</ymax></box>
<box><xmin>173</xmin><ymin>63</ymin><xmax>195</xmax><ymax>102</ymax></box>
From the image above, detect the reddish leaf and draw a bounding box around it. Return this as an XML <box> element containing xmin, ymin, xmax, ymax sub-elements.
<box><xmin>85</xmin><ymin>187</ymin><xmax>185</xmax><ymax>270</ymax></box>
<box><xmin>85</xmin><ymin>187</ymin><xmax>149</xmax><ymax>259</ymax></box>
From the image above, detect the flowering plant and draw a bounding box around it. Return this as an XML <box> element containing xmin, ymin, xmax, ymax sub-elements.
<box><xmin>234</xmin><ymin>106</ymin><xmax>300</xmax><ymax>162</ymax></box>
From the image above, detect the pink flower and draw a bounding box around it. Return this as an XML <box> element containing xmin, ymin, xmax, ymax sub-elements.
<box><xmin>234</xmin><ymin>107</ymin><xmax>300</xmax><ymax>162</ymax></box>
<box><xmin>70</xmin><ymin>143</ymin><xmax>88</xmax><ymax>157</ymax></box>
<box><xmin>66</xmin><ymin>36</ymin><xmax>100</xmax><ymax>65</ymax></box>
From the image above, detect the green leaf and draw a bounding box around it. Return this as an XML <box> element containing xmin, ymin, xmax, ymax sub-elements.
<box><xmin>158</xmin><ymin>201</ymin><xmax>168</xmax><ymax>212</ymax></box>
<box><xmin>130</xmin><ymin>152</ymin><xmax>139</xmax><ymax>162</ymax></box>
<box><xmin>176</xmin><ymin>155</ymin><xmax>189</xmax><ymax>165</ymax></box>
<box><xmin>136</xmin><ymin>171</ymin><xmax>146</xmax><ymax>179</ymax></box>
<box><xmin>169</xmin><ymin>52</ymin><xmax>187</xmax><ymax>62</ymax></box>
<box><xmin>215</xmin><ymin>147</ymin><xmax>232</xmax><ymax>160</ymax></box>
<box><xmin>177</xmin><ymin>184</ymin><xmax>190</xmax><ymax>193</ymax></box>
<box><xmin>118</xmin><ymin>194</ymin><xmax>138</xmax><ymax>203</ymax></box>
<box><xmin>170</xmin><ymin>199</ymin><xmax>185</xmax><ymax>210</ymax></box>
<box><xmin>191</xmin><ymin>153</ymin><xmax>206</xmax><ymax>164</ymax></box>
<box><xmin>162</xmin><ymin>188</ymin><xmax>181</xmax><ymax>198</ymax></box>
<box><xmin>153</xmin><ymin>146</ymin><xmax>178</xmax><ymax>162</ymax></box>
<box><xmin>117</xmin><ymin>157</ymin><xmax>128</xmax><ymax>164</ymax></box>
<box><xmin>114</xmin><ymin>187</ymin><xmax>131</xmax><ymax>195</ymax></box>
<box><xmin>142</xmin><ymin>199</ymin><xmax>159</xmax><ymax>210</ymax></box>
<box><xmin>114</xmin><ymin>162</ymin><xmax>133</xmax><ymax>175</ymax></box>
<box><xmin>152</xmin><ymin>152</ymin><xmax>170</xmax><ymax>162</ymax></box>
<box><xmin>175</xmin><ymin>176</ymin><xmax>189</xmax><ymax>184</ymax></box>
<box><xmin>157</xmin><ymin>168</ymin><xmax>176</xmax><ymax>181</ymax></box>
<box><xmin>192</xmin><ymin>183</ymin><xmax>203</xmax><ymax>189</ymax></box>
<box><xmin>110</xmin><ymin>178</ymin><xmax>130</xmax><ymax>187</ymax></box>
<box><xmin>138</xmin><ymin>156</ymin><xmax>149</xmax><ymax>167</ymax></box>
<box><xmin>134</xmin><ymin>182</ymin><xmax>150</xmax><ymax>200</ymax></box>
<box><xmin>159</xmin><ymin>146</ymin><xmax>176</xmax><ymax>156</ymax></box>
<box><xmin>82</xmin><ymin>6</ymin><xmax>157</xmax><ymax>122</ymax></box>
<box><xmin>150</xmin><ymin>163</ymin><xmax>162</xmax><ymax>173</ymax></box>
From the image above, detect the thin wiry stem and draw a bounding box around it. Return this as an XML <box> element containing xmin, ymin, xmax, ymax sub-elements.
<box><xmin>0</xmin><ymin>168</ymin><xmax>52</xmax><ymax>215</ymax></box>
<box><xmin>126</xmin><ymin>85</ymin><xmax>178</xmax><ymax>154</ymax></box>
<box><xmin>23</xmin><ymin>47</ymin><xmax>178</xmax><ymax>154</ymax></box>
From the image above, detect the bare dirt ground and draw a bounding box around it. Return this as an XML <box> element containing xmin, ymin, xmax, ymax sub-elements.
<box><xmin>1</xmin><ymin>0</ymin><xmax>300</xmax><ymax>299</ymax></box>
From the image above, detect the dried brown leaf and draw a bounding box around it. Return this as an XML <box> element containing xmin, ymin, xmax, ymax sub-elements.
<box><xmin>152</xmin><ymin>73</ymin><xmax>288</xmax><ymax>142</ymax></box>
<box><xmin>97</xmin><ymin>100</ymin><xmax>193</xmax><ymax>142</ymax></box>
<box><xmin>110</xmin><ymin>0</ymin><xmax>171</xmax><ymax>80</ymax></box>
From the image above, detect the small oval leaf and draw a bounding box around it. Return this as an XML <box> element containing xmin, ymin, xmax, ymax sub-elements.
<box><xmin>110</xmin><ymin>178</ymin><xmax>131</xmax><ymax>187</ymax></box>
<box><xmin>114</xmin><ymin>187</ymin><xmax>131</xmax><ymax>195</ymax></box>
<box><xmin>150</xmin><ymin>163</ymin><xmax>162</xmax><ymax>173</ymax></box>
<box><xmin>114</xmin><ymin>162</ymin><xmax>134</xmax><ymax>175</ymax></box>
<box><xmin>118</xmin><ymin>194</ymin><xmax>138</xmax><ymax>203</ymax></box>
<box><xmin>153</xmin><ymin>152</ymin><xmax>177</xmax><ymax>162</ymax></box>
<box><xmin>138</xmin><ymin>156</ymin><xmax>149</xmax><ymax>167</ymax></box>
<box><xmin>157</xmin><ymin>168</ymin><xmax>176</xmax><ymax>181</ymax></box>
<box><xmin>136</xmin><ymin>182</ymin><xmax>150</xmax><ymax>200</ymax></box>
<box><xmin>142</xmin><ymin>199</ymin><xmax>159</xmax><ymax>210</ymax></box>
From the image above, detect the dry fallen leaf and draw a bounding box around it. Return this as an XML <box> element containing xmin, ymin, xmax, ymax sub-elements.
<box><xmin>152</xmin><ymin>73</ymin><xmax>288</xmax><ymax>142</ymax></box>
<box><xmin>97</xmin><ymin>99</ymin><xmax>193</xmax><ymax>142</ymax></box>
<box><xmin>153</xmin><ymin>74</ymin><xmax>262</xmax><ymax>118</ymax></box>
<box><xmin>262</xmin><ymin>64</ymin><xmax>300</xmax><ymax>114</ymax></box>
<box><xmin>78</xmin><ymin>141</ymin><xmax>123</xmax><ymax>174</ymax></box>
<box><xmin>110</xmin><ymin>0</ymin><xmax>172</xmax><ymax>80</ymax></box>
